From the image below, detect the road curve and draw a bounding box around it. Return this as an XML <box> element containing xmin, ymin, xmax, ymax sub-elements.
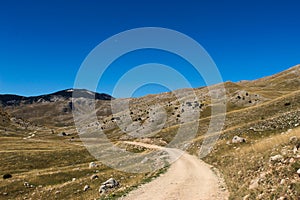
<box><xmin>120</xmin><ymin>141</ymin><xmax>229</xmax><ymax>200</ymax></box>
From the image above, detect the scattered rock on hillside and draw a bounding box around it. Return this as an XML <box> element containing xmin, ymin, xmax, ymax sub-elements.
<box><xmin>89</xmin><ymin>162</ymin><xmax>97</xmax><ymax>168</ymax></box>
<box><xmin>99</xmin><ymin>185</ymin><xmax>107</xmax><ymax>194</ymax></box>
<box><xmin>243</xmin><ymin>194</ymin><xmax>250</xmax><ymax>200</ymax></box>
<box><xmin>293</xmin><ymin>146</ymin><xmax>298</xmax><ymax>154</ymax></box>
<box><xmin>232</xmin><ymin>136</ymin><xmax>246</xmax><ymax>144</ymax></box>
<box><xmin>289</xmin><ymin>136</ymin><xmax>298</xmax><ymax>144</ymax></box>
<box><xmin>57</xmin><ymin>132</ymin><xmax>68</xmax><ymax>136</ymax></box>
<box><xmin>99</xmin><ymin>178</ymin><xmax>119</xmax><ymax>194</ymax></box>
<box><xmin>90</xmin><ymin>174</ymin><xmax>99</xmax><ymax>180</ymax></box>
<box><xmin>269</xmin><ymin>154</ymin><xmax>283</xmax><ymax>163</ymax></box>
<box><xmin>297</xmin><ymin>168</ymin><xmax>300</xmax><ymax>177</ymax></box>
<box><xmin>24</xmin><ymin>182</ymin><xmax>34</xmax><ymax>188</ymax></box>
<box><xmin>102</xmin><ymin>178</ymin><xmax>119</xmax><ymax>187</ymax></box>
<box><xmin>278</xmin><ymin>196</ymin><xmax>288</xmax><ymax>200</ymax></box>
<box><xmin>83</xmin><ymin>185</ymin><xmax>90</xmax><ymax>191</ymax></box>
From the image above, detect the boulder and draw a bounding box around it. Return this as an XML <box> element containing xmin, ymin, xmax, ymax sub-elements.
<box><xmin>289</xmin><ymin>136</ymin><xmax>298</xmax><ymax>144</ymax></box>
<box><xmin>83</xmin><ymin>185</ymin><xmax>90</xmax><ymax>191</ymax></box>
<box><xmin>232</xmin><ymin>136</ymin><xmax>246</xmax><ymax>143</ymax></box>
<box><xmin>99</xmin><ymin>178</ymin><xmax>119</xmax><ymax>194</ymax></box>
<box><xmin>90</xmin><ymin>174</ymin><xmax>99</xmax><ymax>180</ymax></box>
<box><xmin>102</xmin><ymin>178</ymin><xmax>119</xmax><ymax>188</ymax></box>
<box><xmin>99</xmin><ymin>185</ymin><xmax>107</xmax><ymax>194</ymax></box>
<box><xmin>24</xmin><ymin>182</ymin><xmax>29</xmax><ymax>187</ymax></box>
<box><xmin>89</xmin><ymin>162</ymin><xmax>97</xmax><ymax>168</ymax></box>
<box><xmin>269</xmin><ymin>155</ymin><xmax>283</xmax><ymax>163</ymax></box>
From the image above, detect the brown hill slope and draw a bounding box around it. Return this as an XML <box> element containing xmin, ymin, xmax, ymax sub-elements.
<box><xmin>0</xmin><ymin>64</ymin><xmax>299</xmax><ymax>199</ymax></box>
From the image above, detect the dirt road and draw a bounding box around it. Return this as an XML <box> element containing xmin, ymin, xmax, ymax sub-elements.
<box><xmin>121</xmin><ymin>141</ymin><xmax>229</xmax><ymax>200</ymax></box>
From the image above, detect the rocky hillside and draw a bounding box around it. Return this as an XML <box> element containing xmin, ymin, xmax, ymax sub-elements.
<box><xmin>0</xmin><ymin>108</ymin><xmax>10</xmax><ymax>127</ymax></box>
<box><xmin>0</xmin><ymin>64</ymin><xmax>299</xmax><ymax>199</ymax></box>
<box><xmin>0</xmin><ymin>89</ymin><xmax>113</xmax><ymax>127</ymax></box>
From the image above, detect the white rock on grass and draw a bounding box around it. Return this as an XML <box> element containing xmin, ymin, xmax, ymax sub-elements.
<box><xmin>99</xmin><ymin>185</ymin><xmax>107</xmax><ymax>194</ymax></box>
<box><xmin>90</xmin><ymin>174</ymin><xmax>99</xmax><ymax>180</ymax></box>
<box><xmin>102</xmin><ymin>178</ymin><xmax>119</xmax><ymax>187</ymax></box>
<box><xmin>99</xmin><ymin>178</ymin><xmax>119</xmax><ymax>194</ymax></box>
<box><xmin>232</xmin><ymin>136</ymin><xmax>246</xmax><ymax>144</ymax></box>
<box><xmin>89</xmin><ymin>162</ymin><xmax>97</xmax><ymax>168</ymax></box>
<box><xmin>243</xmin><ymin>194</ymin><xmax>250</xmax><ymax>200</ymax></box>
<box><xmin>293</xmin><ymin>146</ymin><xmax>298</xmax><ymax>154</ymax></box>
<box><xmin>83</xmin><ymin>185</ymin><xmax>90</xmax><ymax>191</ymax></box>
<box><xmin>280</xmin><ymin>179</ymin><xmax>285</xmax><ymax>185</ymax></box>
<box><xmin>297</xmin><ymin>168</ymin><xmax>300</xmax><ymax>176</ymax></box>
<box><xmin>269</xmin><ymin>155</ymin><xmax>283</xmax><ymax>163</ymax></box>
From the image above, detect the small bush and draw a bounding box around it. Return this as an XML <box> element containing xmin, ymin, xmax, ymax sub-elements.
<box><xmin>3</xmin><ymin>173</ymin><xmax>12</xmax><ymax>179</ymax></box>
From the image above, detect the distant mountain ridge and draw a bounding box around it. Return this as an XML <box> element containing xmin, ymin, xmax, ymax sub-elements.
<box><xmin>0</xmin><ymin>89</ymin><xmax>113</xmax><ymax>106</ymax></box>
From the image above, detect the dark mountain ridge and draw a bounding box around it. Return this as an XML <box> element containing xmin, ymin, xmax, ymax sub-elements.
<box><xmin>0</xmin><ymin>89</ymin><xmax>113</xmax><ymax>106</ymax></box>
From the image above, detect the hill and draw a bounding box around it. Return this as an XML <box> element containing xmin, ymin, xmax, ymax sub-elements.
<box><xmin>0</xmin><ymin>64</ymin><xmax>299</xmax><ymax>199</ymax></box>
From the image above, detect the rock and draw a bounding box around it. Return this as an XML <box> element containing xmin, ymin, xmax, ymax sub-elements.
<box><xmin>89</xmin><ymin>162</ymin><xmax>97</xmax><ymax>168</ymax></box>
<box><xmin>83</xmin><ymin>185</ymin><xmax>90</xmax><ymax>191</ymax></box>
<box><xmin>232</xmin><ymin>136</ymin><xmax>246</xmax><ymax>144</ymax></box>
<box><xmin>99</xmin><ymin>185</ymin><xmax>107</xmax><ymax>194</ymax></box>
<box><xmin>277</xmin><ymin>197</ymin><xmax>287</xmax><ymax>200</ymax></box>
<box><xmin>257</xmin><ymin>193</ymin><xmax>264</xmax><ymax>199</ymax></box>
<box><xmin>243</xmin><ymin>194</ymin><xmax>250</xmax><ymax>200</ymax></box>
<box><xmin>99</xmin><ymin>178</ymin><xmax>119</xmax><ymax>193</ymax></box>
<box><xmin>289</xmin><ymin>158</ymin><xmax>295</xmax><ymax>163</ymax></box>
<box><xmin>280</xmin><ymin>179</ymin><xmax>285</xmax><ymax>185</ymax></box>
<box><xmin>72</xmin><ymin>178</ymin><xmax>76</xmax><ymax>182</ymax></box>
<box><xmin>293</xmin><ymin>146</ymin><xmax>298</xmax><ymax>154</ymax></box>
<box><xmin>90</xmin><ymin>174</ymin><xmax>99</xmax><ymax>180</ymax></box>
<box><xmin>269</xmin><ymin>154</ymin><xmax>283</xmax><ymax>163</ymax></box>
<box><xmin>141</xmin><ymin>157</ymin><xmax>149</xmax><ymax>164</ymax></box>
<box><xmin>55</xmin><ymin>191</ymin><xmax>60</xmax><ymax>195</ymax></box>
<box><xmin>259</xmin><ymin>172</ymin><xmax>267</xmax><ymax>181</ymax></box>
<box><xmin>249</xmin><ymin>178</ymin><xmax>259</xmax><ymax>189</ymax></box>
<box><xmin>24</xmin><ymin>182</ymin><xmax>30</xmax><ymax>188</ymax></box>
<box><xmin>297</xmin><ymin>168</ymin><xmax>300</xmax><ymax>176</ymax></box>
<box><xmin>3</xmin><ymin>173</ymin><xmax>12</xmax><ymax>179</ymax></box>
<box><xmin>102</xmin><ymin>178</ymin><xmax>119</xmax><ymax>188</ymax></box>
<box><xmin>289</xmin><ymin>136</ymin><xmax>298</xmax><ymax>144</ymax></box>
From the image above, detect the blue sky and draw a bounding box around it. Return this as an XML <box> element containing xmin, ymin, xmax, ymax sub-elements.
<box><xmin>0</xmin><ymin>0</ymin><xmax>299</xmax><ymax>97</ymax></box>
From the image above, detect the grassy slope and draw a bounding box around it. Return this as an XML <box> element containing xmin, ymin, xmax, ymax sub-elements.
<box><xmin>1</xmin><ymin>65</ymin><xmax>299</xmax><ymax>199</ymax></box>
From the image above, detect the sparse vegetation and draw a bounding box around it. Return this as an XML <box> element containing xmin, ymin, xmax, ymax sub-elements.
<box><xmin>0</xmin><ymin>64</ymin><xmax>299</xmax><ymax>199</ymax></box>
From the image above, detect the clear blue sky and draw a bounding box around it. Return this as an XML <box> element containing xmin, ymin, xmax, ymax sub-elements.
<box><xmin>0</xmin><ymin>0</ymin><xmax>299</xmax><ymax>97</ymax></box>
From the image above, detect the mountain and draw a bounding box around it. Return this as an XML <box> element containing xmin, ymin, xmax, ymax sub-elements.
<box><xmin>0</xmin><ymin>89</ymin><xmax>113</xmax><ymax>106</ymax></box>
<box><xmin>0</xmin><ymin>89</ymin><xmax>113</xmax><ymax>127</ymax></box>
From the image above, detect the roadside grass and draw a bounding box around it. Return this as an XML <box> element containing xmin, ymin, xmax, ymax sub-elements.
<box><xmin>203</xmin><ymin>127</ymin><xmax>300</xmax><ymax>199</ymax></box>
<box><xmin>0</xmin><ymin>132</ymin><xmax>171</xmax><ymax>200</ymax></box>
